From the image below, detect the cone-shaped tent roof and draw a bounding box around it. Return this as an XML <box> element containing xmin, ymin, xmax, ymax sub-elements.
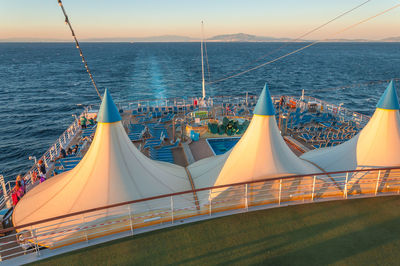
<box><xmin>97</xmin><ymin>88</ymin><xmax>122</xmax><ymax>123</ymax></box>
<box><xmin>189</xmin><ymin>84</ymin><xmax>320</xmax><ymax>193</ymax></box>
<box><xmin>376</xmin><ymin>80</ymin><xmax>399</xmax><ymax>110</ymax></box>
<box><xmin>214</xmin><ymin>83</ymin><xmax>320</xmax><ymax>187</ymax></box>
<box><xmin>253</xmin><ymin>83</ymin><xmax>275</xmax><ymax>116</ymax></box>
<box><xmin>13</xmin><ymin>90</ymin><xmax>191</xmax><ymax>226</ymax></box>
<box><xmin>301</xmin><ymin>80</ymin><xmax>400</xmax><ymax>171</ymax></box>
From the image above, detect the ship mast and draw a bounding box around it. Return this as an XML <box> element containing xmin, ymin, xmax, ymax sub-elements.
<box><xmin>201</xmin><ymin>21</ymin><xmax>206</xmax><ymax>100</ymax></box>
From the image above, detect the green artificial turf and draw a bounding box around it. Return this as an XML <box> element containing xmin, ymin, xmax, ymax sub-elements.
<box><xmin>31</xmin><ymin>196</ymin><xmax>400</xmax><ymax>266</ymax></box>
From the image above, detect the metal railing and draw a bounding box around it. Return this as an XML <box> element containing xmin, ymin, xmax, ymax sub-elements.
<box><xmin>298</xmin><ymin>95</ymin><xmax>370</xmax><ymax>126</ymax></box>
<box><xmin>117</xmin><ymin>94</ymin><xmax>369</xmax><ymax>123</ymax></box>
<box><xmin>0</xmin><ymin>111</ymin><xmax>84</xmax><ymax>210</ymax></box>
<box><xmin>116</xmin><ymin>94</ymin><xmax>369</xmax><ymax>127</ymax></box>
<box><xmin>1</xmin><ymin>166</ymin><xmax>399</xmax><ymax>262</ymax></box>
<box><xmin>116</xmin><ymin>94</ymin><xmax>259</xmax><ymax>111</ymax></box>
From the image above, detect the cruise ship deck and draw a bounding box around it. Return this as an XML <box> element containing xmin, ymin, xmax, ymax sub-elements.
<box><xmin>49</xmin><ymin>93</ymin><xmax>367</xmax><ymax>178</ymax></box>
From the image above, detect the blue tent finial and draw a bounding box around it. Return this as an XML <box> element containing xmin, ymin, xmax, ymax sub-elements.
<box><xmin>376</xmin><ymin>80</ymin><xmax>399</xmax><ymax>110</ymax></box>
<box><xmin>253</xmin><ymin>83</ymin><xmax>275</xmax><ymax>116</ymax></box>
<box><xmin>97</xmin><ymin>89</ymin><xmax>122</xmax><ymax>123</ymax></box>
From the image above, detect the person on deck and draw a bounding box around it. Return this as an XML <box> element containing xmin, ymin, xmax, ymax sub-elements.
<box><xmin>38</xmin><ymin>173</ymin><xmax>46</xmax><ymax>183</ymax></box>
<box><xmin>60</xmin><ymin>147</ymin><xmax>66</xmax><ymax>158</ymax></box>
<box><xmin>54</xmin><ymin>147</ymin><xmax>67</xmax><ymax>161</ymax></box>
<box><xmin>11</xmin><ymin>191</ymin><xmax>19</xmax><ymax>206</ymax></box>
<box><xmin>279</xmin><ymin>96</ymin><xmax>286</xmax><ymax>109</ymax></box>
<box><xmin>31</xmin><ymin>171</ymin><xmax>38</xmax><ymax>184</ymax></box>
<box><xmin>80</xmin><ymin>115</ymin><xmax>87</xmax><ymax>129</ymax></box>
<box><xmin>142</xmin><ymin>126</ymin><xmax>151</xmax><ymax>139</ymax></box>
<box><xmin>16</xmin><ymin>175</ymin><xmax>26</xmax><ymax>193</ymax></box>
<box><xmin>38</xmin><ymin>159</ymin><xmax>46</xmax><ymax>175</ymax></box>
<box><xmin>12</xmin><ymin>180</ymin><xmax>24</xmax><ymax>206</ymax></box>
<box><xmin>72</xmin><ymin>144</ymin><xmax>79</xmax><ymax>155</ymax></box>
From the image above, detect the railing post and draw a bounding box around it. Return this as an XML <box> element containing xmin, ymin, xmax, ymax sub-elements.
<box><xmin>209</xmin><ymin>189</ymin><xmax>212</xmax><ymax>216</ymax></box>
<box><xmin>375</xmin><ymin>170</ymin><xmax>381</xmax><ymax>196</ymax></box>
<box><xmin>245</xmin><ymin>184</ymin><xmax>248</xmax><ymax>211</ymax></box>
<box><xmin>82</xmin><ymin>215</ymin><xmax>88</xmax><ymax>243</ymax></box>
<box><xmin>0</xmin><ymin>175</ymin><xmax>11</xmax><ymax>208</ymax></box>
<box><xmin>128</xmin><ymin>205</ymin><xmax>134</xmax><ymax>235</ymax></box>
<box><xmin>278</xmin><ymin>179</ymin><xmax>282</xmax><ymax>205</ymax></box>
<box><xmin>7</xmin><ymin>181</ymin><xmax>11</xmax><ymax>193</ymax></box>
<box><xmin>43</xmin><ymin>156</ymin><xmax>49</xmax><ymax>169</ymax></box>
<box><xmin>30</xmin><ymin>226</ymin><xmax>40</xmax><ymax>256</ymax></box>
<box><xmin>49</xmin><ymin>147</ymin><xmax>54</xmax><ymax>161</ymax></box>
<box><xmin>170</xmin><ymin>196</ymin><xmax>174</xmax><ymax>224</ymax></box>
<box><xmin>311</xmin><ymin>176</ymin><xmax>316</xmax><ymax>201</ymax></box>
<box><xmin>344</xmin><ymin>172</ymin><xmax>349</xmax><ymax>199</ymax></box>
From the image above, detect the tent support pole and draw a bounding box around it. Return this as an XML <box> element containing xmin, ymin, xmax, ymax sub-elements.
<box><xmin>375</xmin><ymin>170</ymin><xmax>381</xmax><ymax>196</ymax></box>
<box><xmin>170</xmin><ymin>196</ymin><xmax>174</xmax><ymax>224</ymax></box>
<box><xmin>311</xmin><ymin>176</ymin><xmax>316</xmax><ymax>201</ymax></box>
<box><xmin>128</xmin><ymin>205</ymin><xmax>134</xmax><ymax>235</ymax></box>
<box><xmin>344</xmin><ymin>172</ymin><xmax>349</xmax><ymax>199</ymax></box>
<box><xmin>278</xmin><ymin>179</ymin><xmax>282</xmax><ymax>205</ymax></box>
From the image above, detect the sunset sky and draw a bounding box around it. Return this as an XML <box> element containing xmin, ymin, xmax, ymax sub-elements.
<box><xmin>1</xmin><ymin>0</ymin><xmax>399</xmax><ymax>40</ymax></box>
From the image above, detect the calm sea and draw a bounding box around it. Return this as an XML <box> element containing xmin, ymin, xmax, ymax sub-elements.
<box><xmin>0</xmin><ymin>42</ymin><xmax>399</xmax><ymax>181</ymax></box>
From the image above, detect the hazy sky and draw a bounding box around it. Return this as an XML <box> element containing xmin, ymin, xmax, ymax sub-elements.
<box><xmin>1</xmin><ymin>0</ymin><xmax>399</xmax><ymax>40</ymax></box>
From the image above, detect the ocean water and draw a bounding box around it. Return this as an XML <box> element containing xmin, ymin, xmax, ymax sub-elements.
<box><xmin>0</xmin><ymin>42</ymin><xmax>399</xmax><ymax>181</ymax></box>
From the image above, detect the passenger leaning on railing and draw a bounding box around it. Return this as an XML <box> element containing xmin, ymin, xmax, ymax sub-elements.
<box><xmin>16</xmin><ymin>175</ymin><xmax>26</xmax><ymax>193</ymax></box>
<box><xmin>12</xmin><ymin>175</ymin><xmax>25</xmax><ymax>206</ymax></box>
<box><xmin>37</xmin><ymin>159</ymin><xmax>46</xmax><ymax>175</ymax></box>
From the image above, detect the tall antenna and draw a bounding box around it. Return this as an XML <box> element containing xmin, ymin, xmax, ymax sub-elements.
<box><xmin>200</xmin><ymin>21</ymin><xmax>206</xmax><ymax>100</ymax></box>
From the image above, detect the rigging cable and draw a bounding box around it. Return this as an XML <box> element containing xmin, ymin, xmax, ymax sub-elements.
<box><xmin>203</xmin><ymin>30</ymin><xmax>211</xmax><ymax>82</ymax></box>
<box><xmin>57</xmin><ymin>0</ymin><xmax>102</xmax><ymax>100</ymax></box>
<box><xmin>220</xmin><ymin>0</ymin><xmax>373</xmax><ymax>78</ymax></box>
<box><xmin>208</xmin><ymin>2</ymin><xmax>400</xmax><ymax>85</ymax></box>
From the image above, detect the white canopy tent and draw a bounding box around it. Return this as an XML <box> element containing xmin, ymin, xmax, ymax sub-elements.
<box><xmin>13</xmin><ymin>89</ymin><xmax>192</xmax><ymax>229</ymax></box>
<box><xmin>213</xmin><ymin>84</ymin><xmax>321</xmax><ymax>189</ymax></box>
<box><xmin>190</xmin><ymin>84</ymin><xmax>322</xmax><ymax>203</ymax></box>
<box><xmin>301</xmin><ymin>80</ymin><xmax>400</xmax><ymax>172</ymax></box>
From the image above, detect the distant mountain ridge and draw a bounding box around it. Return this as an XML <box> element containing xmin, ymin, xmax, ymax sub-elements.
<box><xmin>1</xmin><ymin>33</ymin><xmax>399</xmax><ymax>42</ymax></box>
<box><xmin>380</xmin><ymin>36</ymin><xmax>400</xmax><ymax>42</ymax></box>
<box><xmin>207</xmin><ymin>33</ymin><xmax>294</xmax><ymax>42</ymax></box>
